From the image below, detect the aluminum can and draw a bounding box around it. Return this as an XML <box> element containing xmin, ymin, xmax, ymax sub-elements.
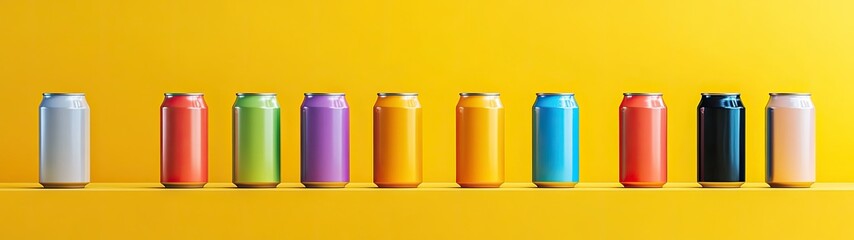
<box><xmin>619</xmin><ymin>93</ymin><xmax>667</xmax><ymax>188</ymax></box>
<box><xmin>233</xmin><ymin>93</ymin><xmax>280</xmax><ymax>188</ymax></box>
<box><xmin>301</xmin><ymin>93</ymin><xmax>349</xmax><ymax>188</ymax></box>
<box><xmin>456</xmin><ymin>93</ymin><xmax>504</xmax><ymax>188</ymax></box>
<box><xmin>697</xmin><ymin>93</ymin><xmax>745</xmax><ymax>188</ymax></box>
<box><xmin>532</xmin><ymin>93</ymin><xmax>579</xmax><ymax>188</ymax></box>
<box><xmin>766</xmin><ymin>93</ymin><xmax>815</xmax><ymax>188</ymax></box>
<box><xmin>39</xmin><ymin>93</ymin><xmax>90</xmax><ymax>188</ymax></box>
<box><xmin>373</xmin><ymin>93</ymin><xmax>422</xmax><ymax>188</ymax></box>
<box><xmin>161</xmin><ymin>93</ymin><xmax>208</xmax><ymax>188</ymax></box>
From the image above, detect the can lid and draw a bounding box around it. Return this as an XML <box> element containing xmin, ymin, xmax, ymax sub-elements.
<box><xmin>378</xmin><ymin>92</ymin><xmax>418</xmax><ymax>96</ymax></box>
<box><xmin>770</xmin><ymin>92</ymin><xmax>811</xmax><ymax>96</ymax></box>
<box><xmin>536</xmin><ymin>93</ymin><xmax>574</xmax><ymax>96</ymax></box>
<box><xmin>237</xmin><ymin>93</ymin><xmax>276</xmax><ymax>96</ymax></box>
<box><xmin>165</xmin><ymin>93</ymin><xmax>203</xmax><ymax>96</ymax></box>
<box><xmin>460</xmin><ymin>92</ymin><xmax>499</xmax><ymax>96</ymax></box>
<box><xmin>623</xmin><ymin>92</ymin><xmax>662</xmax><ymax>96</ymax></box>
<box><xmin>43</xmin><ymin>92</ymin><xmax>84</xmax><ymax>96</ymax></box>
<box><xmin>305</xmin><ymin>92</ymin><xmax>345</xmax><ymax>96</ymax></box>
<box><xmin>701</xmin><ymin>93</ymin><xmax>740</xmax><ymax>96</ymax></box>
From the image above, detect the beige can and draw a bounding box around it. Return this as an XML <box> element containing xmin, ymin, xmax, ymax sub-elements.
<box><xmin>766</xmin><ymin>93</ymin><xmax>815</xmax><ymax>188</ymax></box>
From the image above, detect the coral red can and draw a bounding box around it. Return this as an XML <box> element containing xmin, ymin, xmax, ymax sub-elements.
<box><xmin>619</xmin><ymin>93</ymin><xmax>667</xmax><ymax>188</ymax></box>
<box><xmin>161</xmin><ymin>93</ymin><xmax>208</xmax><ymax>188</ymax></box>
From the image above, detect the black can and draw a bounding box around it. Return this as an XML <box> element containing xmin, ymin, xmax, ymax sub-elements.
<box><xmin>697</xmin><ymin>93</ymin><xmax>745</xmax><ymax>188</ymax></box>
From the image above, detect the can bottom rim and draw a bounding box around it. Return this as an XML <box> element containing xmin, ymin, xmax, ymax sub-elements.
<box><xmin>699</xmin><ymin>182</ymin><xmax>745</xmax><ymax>188</ymax></box>
<box><xmin>534</xmin><ymin>182</ymin><xmax>578</xmax><ymax>188</ymax></box>
<box><xmin>302</xmin><ymin>182</ymin><xmax>348</xmax><ymax>188</ymax></box>
<box><xmin>40</xmin><ymin>182</ymin><xmax>88</xmax><ymax>188</ymax></box>
<box><xmin>768</xmin><ymin>182</ymin><xmax>814</xmax><ymax>188</ymax></box>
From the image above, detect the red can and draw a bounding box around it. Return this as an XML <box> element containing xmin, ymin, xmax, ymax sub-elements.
<box><xmin>161</xmin><ymin>93</ymin><xmax>208</xmax><ymax>188</ymax></box>
<box><xmin>619</xmin><ymin>93</ymin><xmax>667</xmax><ymax>188</ymax></box>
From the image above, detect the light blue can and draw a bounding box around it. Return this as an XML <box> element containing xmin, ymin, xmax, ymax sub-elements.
<box><xmin>533</xmin><ymin>93</ymin><xmax>579</xmax><ymax>187</ymax></box>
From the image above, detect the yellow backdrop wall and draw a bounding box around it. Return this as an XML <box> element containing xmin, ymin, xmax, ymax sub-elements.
<box><xmin>0</xmin><ymin>0</ymin><xmax>850</xmax><ymax>183</ymax></box>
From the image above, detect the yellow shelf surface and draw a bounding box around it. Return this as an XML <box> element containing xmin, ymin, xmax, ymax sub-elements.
<box><xmin>0</xmin><ymin>182</ymin><xmax>852</xmax><ymax>239</ymax></box>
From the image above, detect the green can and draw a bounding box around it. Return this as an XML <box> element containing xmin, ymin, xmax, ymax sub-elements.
<box><xmin>233</xmin><ymin>93</ymin><xmax>281</xmax><ymax>188</ymax></box>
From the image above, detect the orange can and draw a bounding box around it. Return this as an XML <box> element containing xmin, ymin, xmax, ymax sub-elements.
<box><xmin>373</xmin><ymin>93</ymin><xmax>422</xmax><ymax>187</ymax></box>
<box><xmin>456</xmin><ymin>93</ymin><xmax>505</xmax><ymax>188</ymax></box>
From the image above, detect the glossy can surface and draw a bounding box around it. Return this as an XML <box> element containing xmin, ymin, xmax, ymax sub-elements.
<box><xmin>456</xmin><ymin>93</ymin><xmax>504</xmax><ymax>188</ymax></box>
<box><xmin>766</xmin><ymin>93</ymin><xmax>815</xmax><ymax>188</ymax></box>
<box><xmin>301</xmin><ymin>93</ymin><xmax>350</xmax><ymax>188</ymax></box>
<box><xmin>161</xmin><ymin>93</ymin><xmax>208</xmax><ymax>188</ymax></box>
<box><xmin>532</xmin><ymin>93</ymin><xmax>579</xmax><ymax>188</ymax></box>
<box><xmin>233</xmin><ymin>93</ymin><xmax>280</xmax><ymax>188</ymax></box>
<box><xmin>697</xmin><ymin>93</ymin><xmax>745</xmax><ymax>188</ymax></box>
<box><xmin>619</xmin><ymin>93</ymin><xmax>667</xmax><ymax>188</ymax></box>
<box><xmin>373</xmin><ymin>93</ymin><xmax>422</xmax><ymax>188</ymax></box>
<box><xmin>39</xmin><ymin>93</ymin><xmax>90</xmax><ymax>188</ymax></box>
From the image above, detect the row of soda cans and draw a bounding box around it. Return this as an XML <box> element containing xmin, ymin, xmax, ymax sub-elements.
<box><xmin>38</xmin><ymin>92</ymin><xmax>815</xmax><ymax>188</ymax></box>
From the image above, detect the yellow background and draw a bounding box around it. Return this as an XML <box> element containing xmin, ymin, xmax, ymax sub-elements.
<box><xmin>1</xmin><ymin>0</ymin><xmax>851</xmax><ymax>183</ymax></box>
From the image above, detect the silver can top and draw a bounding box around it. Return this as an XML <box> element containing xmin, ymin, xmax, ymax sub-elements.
<box><xmin>378</xmin><ymin>92</ymin><xmax>418</xmax><ymax>96</ymax></box>
<box><xmin>623</xmin><ymin>92</ymin><xmax>662</xmax><ymax>96</ymax></box>
<box><xmin>237</xmin><ymin>93</ymin><xmax>276</xmax><ymax>96</ymax></box>
<box><xmin>770</xmin><ymin>92</ymin><xmax>811</xmax><ymax>96</ymax></box>
<box><xmin>536</xmin><ymin>93</ymin><xmax>574</xmax><ymax>96</ymax></box>
<box><xmin>305</xmin><ymin>92</ymin><xmax>345</xmax><ymax>96</ymax></box>
<box><xmin>43</xmin><ymin>93</ymin><xmax>85</xmax><ymax>96</ymax></box>
<box><xmin>460</xmin><ymin>92</ymin><xmax>499</xmax><ymax>96</ymax></box>
<box><xmin>701</xmin><ymin>93</ymin><xmax>740</xmax><ymax>96</ymax></box>
<box><xmin>165</xmin><ymin>93</ymin><xmax>203</xmax><ymax>96</ymax></box>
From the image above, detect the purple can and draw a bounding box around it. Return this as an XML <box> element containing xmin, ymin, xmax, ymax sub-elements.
<box><xmin>301</xmin><ymin>93</ymin><xmax>350</xmax><ymax>188</ymax></box>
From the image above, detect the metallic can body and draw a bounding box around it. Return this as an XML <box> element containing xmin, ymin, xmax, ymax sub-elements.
<box><xmin>619</xmin><ymin>93</ymin><xmax>667</xmax><ymax>188</ymax></box>
<box><xmin>766</xmin><ymin>93</ymin><xmax>815</xmax><ymax>188</ymax></box>
<box><xmin>532</xmin><ymin>93</ymin><xmax>579</xmax><ymax>188</ymax></box>
<box><xmin>39</xmin><ymin>93</ymin><xmax>90</xmax><ymax>188</ymax></box>
<box><xmin>697</xmin><ymin>93</ymin><xmax>745</xmax><ymax>188</ymax></box>
<box><xmin>233</xmin><ymin>93</ymin><xmax>281</xmax><ymax>188</ymax></box>
<box><xmin>373</xmin><ymin>93</ymin><xmax>422</xmax><ymax>188</ymax></box>
<box><xmin>456</xmin><ymin>93</ymin><xmax>504</xmax><ymax>188</ymax></box>
<box><xmin>301</xmin><ymin>93</ymin><xmax>350</xmax><ymax>188</ymax></box>
<box><xmin>160</xmin><ymin>93</ymin><xmax>208</xmax><ymax>188</ymax></box>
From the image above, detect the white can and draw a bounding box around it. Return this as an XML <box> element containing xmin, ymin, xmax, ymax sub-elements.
<box><xmin>39</xmin><ymin>93</ymin><xmax>90</xmax><ymax>188</ymax></box>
